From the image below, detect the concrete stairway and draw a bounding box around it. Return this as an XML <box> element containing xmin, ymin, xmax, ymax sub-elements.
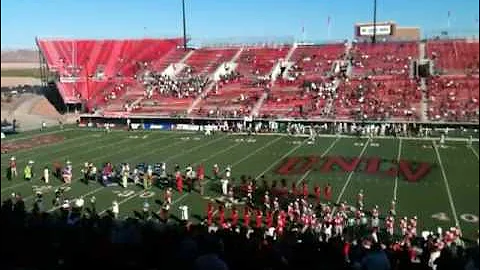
<box><xmin>250</xmin><ymin>92</ymin><xmax>269</xmax><ymax>117</ymax></box>
<box><xmin>419</xmin><ymin>78</ymin><xmax>428</xmax><ymax>122</ymax></box>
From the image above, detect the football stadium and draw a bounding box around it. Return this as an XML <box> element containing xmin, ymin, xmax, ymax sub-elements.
<box><xmin>1</xmin><ymin>0</ymin><xmax>479</xmax><ymax>269</ymax></box>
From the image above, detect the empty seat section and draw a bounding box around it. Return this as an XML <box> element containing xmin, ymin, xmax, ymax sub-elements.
<box><xmin>288</xmin><ymin>44</ymin><xmax>345</xmax><ymax>81</ymax></box>
<box><xmin>151</xmin><ymin>48</ymin><xmax>191</xmax><ymax>71</ymax></box>
<box><xmin>351</xmin><ymin>42</ymin><xmax>418</xmax><ymax>76</ymax></box>
<box><xmin>236</xmin><ymin>46</ymin><xmax>290</xmax><ymax>78</ymax></box>
<box><xmin>38</xmin><ymin>38</ymin><xmax>182</xmax><ymax>109</ymax></box>
<box><xmin>259</xmin><ymin>86</ymin><xmax>312</xmax><ymax>118</ymax></box>
<box><xmin>333</xmin><ymin>77</ymin><xmax>421</xmax><ymax>121</ymax></box>
<box><xmin>192</xmin><ymin>80</ymin><xmax>262</xmax><ymax>117</ymax></box>
<box><xmin>427</xmin><ymin>40</ymin><xmax>479</xmax><ymax>74</ymax></box>
<box><xmin>426</xmin><ymin>75</ymin><xmax>479</xmax><ymax>122</ymax></box>
<box><xmin>183</xmin><ymin>48</ymin><xmax>238</xmax><ymax>76</ymax></box>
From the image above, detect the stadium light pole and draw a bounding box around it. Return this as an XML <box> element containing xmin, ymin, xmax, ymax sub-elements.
<box><xmin>372</xmin><ymin>0</ymin><xmax>377</xmax><ymax>44</ymax></box>
<box><xmin>182</xmin><ymin>0</ymin><xmax>188</xmax><ymax>51</ymax></box>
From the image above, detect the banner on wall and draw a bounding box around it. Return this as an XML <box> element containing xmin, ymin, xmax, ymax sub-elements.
<box><xmin>130</xmin><ymin>123</ymin><xmax>141</xmax><ymax>130</ymax></box>
<box><xmin>103</xmin><ymin>111</ymin><xmax>130</xmax><ymax>118</ymax></box>
<box><xmin>359</xmin><ymin>25</ymin><xmax>392</xmax><ymax>36</ymax></box>
<box><xmin>175</xmin><ymin>124</ymin><xmax>219</xmax><ymax>131</ymax></box>
<box><xmin>143</xmin><ymin>123</ymin><xmax>172</xmax><ymax>130</ymax></box>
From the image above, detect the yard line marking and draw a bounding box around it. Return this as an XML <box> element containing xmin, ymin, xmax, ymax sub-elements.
<box><xmin>1</xmin><ymin>181</ymin><xmax>30</xmax><ymax>194</ymax></box>
<box><xmin>202</xmin><ymin>136</ymin><xmax>289</xmax><ymax>217</ymax></box>
<box><xmin>469</xmin><ymin>146</ymin><xmax>479</xmax><ymax>160</ymax></box>
<box><xmin>432</xmin><ymin>140</ymin><xmax>461</xmax><ymax>229</ymax></box>
<box><xmin>295</xmin><ymin>137</ymin><xmax>341</xmax><ymax>186</ymax></box>
<box><xmin>0</xmin><ymin>133</ymin><xmax>129</xmax><ymax>171</ymax></box>
<box><xmin>242</xmin><ymin>132</ymin><xmax>480</xmax><ymax>143</ymax></box>
<box><xmin>333</xmin><ymin>138</ymin><xmax>371</xmax><ymax>210</ymax></box>
<box><xmin>2</xmin><ymin>133</ymin><xmax>168</xmax><ymax>194</ymax></box>
<box><xmin>209</xmin><ymin>137</ymin><xmax>307</xmax><ymax>218</ymax></box>
<box><xmin>393</xmin><ymin>138</ymin><xmax>403</xmax><ymax>201</ymax></box>
<box><xmin>2</xmin><ymin>128</ymin><xmax>75</xmax><ymax>142</ymax></box>
<box><xmin>254</xmin><ymin>138</ymin><xmax>306</xmax><ymax>181</ymax></box>
<box><xmin>164</xmin><ymin>136</ymin><xmax>284</xmax><ymax>213</ymax></box>
<box><xmin>24</xmin><ymin>133</ymin><xmax>181</xmax><ymax>202</ymax></box>
<box><xmin>47</xmin><ymin>186</ymin><xmax>105</xmax><ymax>212</ymax></box>
<box><xmin>1</xmin><ymin>132</ymin><xmax>103</xmax><ymax>165</ymax></box>
<box><xmin>98</xmin><ymin>134</ymin><xmax>232</xmax><ymax>215</ymax></box>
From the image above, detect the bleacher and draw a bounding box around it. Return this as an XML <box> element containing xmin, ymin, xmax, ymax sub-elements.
<box><xmin>151</xmin><ymin>48</ymin><xmax>191</xmax><ymax>72</ymax></box>
<box><xmin>236</xmin><ymin>46</ymin><xmax>290</xmax><ymax>78</ymax></box>
<box><xmin>38</xmin><ymin>38</ymin><xmax>479</xmax><ymax>123</ymax></box>
<box><xmin>351</xmin><ymin>41</ymin><xmax>418</xmax><ymax>76</ymax></box>
<box><xmin>258</xmin><ymin>86</ymin><xmax>312</xmax><ymax>118</ymax></box>
<box><xmin>191</xmin><ymin>79</ymin><xmax>261</xmax><ymax>117</ymax></box>
<box><xmin>183</xmin><ymin>48</ymin><xmax>239</xmax><ymax>76</ymax></box>
<box><xmin>426</xmin><ymin>74</ymin><xmax>479</xmax><ymax>122</ymax></box>
<box><xmin>427</xmin><ymin>39</ymin><xmax>479</xmax><ymax>74</ymax></box>
<box><xmin>288</xmin><ymin>44</ymin><xmax>346</xmax><ymax>81</ymax></box>
<box><xmin>37</xmin><ymin>38</ymin><xmax>182</xmax><ymax>109</ymax></box>
<box><xmin>332</xmin><ymin>77</ymin><xmax>421</xmax><ymax>121</ymax></box>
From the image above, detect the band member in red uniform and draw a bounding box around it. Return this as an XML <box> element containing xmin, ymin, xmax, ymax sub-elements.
<box><xmin>314</xmin><ymin>184</ymin><xmax>321</xmax><ymax>204</ymax></box>
<box><xmin>207</xmin><ymin>203</ymin><xmax>214</xmax><ymax>226</ymax></box>
<box><xmin>279</xmin><ymin>210</ymin><xmax>287</xmax><ymax>225</ymax></box>
<box><xmin>302</xmin><ymin>182</ymin><xmax>309</xmax><ymax>199</ymax></box>
<box><xmin>277</xmin><ymin>218</ymin><xmax>285</xmax><ymax>236</ymax></box>
<box><xmin>266</xmin><ymin>210</ymin><xmax>273</xmax><ymax>228</ymax></box>
<box><xmin>231</xmin><ymin>207</ymin><xmax>239</xmax><ymax>227</ymax></box>
<box><xmin>176</xmin><ymin>171</ymin><xmax>183</xmax><ymax>194</ymax></box>
<box><xmin>197</xmin><ymin>164</ymin><xmax>205</xmax><ymax>195</ymax></box>
<box><xmin>324</xmin><ymin>183</ymin><xmax>332</xmax><ymax>201</ymax></box>
<box><xmin>255</xmin><ymin>209</ymin><xmax>263</xmax><ymax>228</ymax></box>
<box><xmin>218</xmin><ymin>205</ymin><xmax>225</xmax><ymax>225</ymax></box>
<box><xmin>243</xmin><ymin>206</ymin><xmax>251</xmax><ymax>227</ymax></box>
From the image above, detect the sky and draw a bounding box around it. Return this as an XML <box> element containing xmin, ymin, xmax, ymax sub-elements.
<box><xmin>1</xmin><ymin>0</ymin><xmax>479</xmax><ymax>49</ymax></box>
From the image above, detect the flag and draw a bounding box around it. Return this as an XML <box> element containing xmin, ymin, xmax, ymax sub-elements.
<box><xmin>447</xmin><ymin>11</ymin><xmax>451</xmax><ymax>28</ymax></box>
<box><xmin>327</xmin><ymin>16</ymin><xmax>331</xmax><ymax>39</ymax></box>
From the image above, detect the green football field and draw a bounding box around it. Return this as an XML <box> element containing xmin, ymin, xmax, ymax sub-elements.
<box><xmin>1</xmin><ymin>128</ymin><xmax>479</xmax><ymax>240</ymax></box>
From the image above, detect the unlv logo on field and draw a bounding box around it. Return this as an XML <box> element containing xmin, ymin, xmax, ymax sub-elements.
<box><xmin>275</xmin><ymin>156</ymin><xmax>434</xmax><ymax>182</ymax></box>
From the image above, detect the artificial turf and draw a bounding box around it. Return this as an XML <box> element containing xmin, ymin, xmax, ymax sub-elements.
<box><xmin>1</xmin><ymin>128</ymin><xmax>478</xmax><ymax>240</ymax></box>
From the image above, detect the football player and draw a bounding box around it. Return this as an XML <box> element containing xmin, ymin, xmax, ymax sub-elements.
<box><xmin>9</xmin><ymin>156</ymin><xmax>17</xmax><ymax>180</ymax></box>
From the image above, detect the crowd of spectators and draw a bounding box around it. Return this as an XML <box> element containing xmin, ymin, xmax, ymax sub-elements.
<box><xmin>426</xmin><ymin>75</ymin><xmax>479</xmax><ymax>123</ymax></box>
<box><xmin>139</xmin><ymin>68</ymin><xmax>210</xmax><ymax>100</ymax></box>
<box><xmin>218</xmin><ymin>70</ymin><xmax>243</xmax><ymax>85</ymax></box>
<box><xmin>2</xmin><ymin>195</ymin><xmax>478</xmax><ymax>270</ymax></box>
<box><xmin>333</xmin><ymin>76</ymin><xmax>421</xmax><ymax>121</ymax></box>
<box><xmin>349</xmin><ymin>42</ymin><xmax>416</xmax><ymax>76</ymax></box>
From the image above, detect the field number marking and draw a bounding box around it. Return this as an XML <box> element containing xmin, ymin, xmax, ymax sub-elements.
<box><xmin>460</xmin><ymin>214</ymin><xmax>479</xmax><ymax>223</ymax></box>
<box><xmin>432</xmin><ymin>212</ymin><xmax>479</xmax><ymax>223</ymax></box>
<box><xmin>113</xmin><ymin>189</ymin><xmax>155</xmax><ymax>198</ymax></box>
<box><xmin>139</xmin><ymin>191</ymin><xmax>155</xmax><ymax>198</ymax></box>
<box><xmin>113</xmin><ymin>190</ymin><xmax>135</xmax><ymax>197</ymax></box>
<box><xmin>32</xmin><ymin>185</ymin><xmax>53</xmax><ymax>194</ymax></box>
<box><xmin>431</xmin><ymin>212</ymin><xmax>450</xmax><ymax>221</ymax></box>
<box><xmin>234</xmin><ymin>138</ymin><xmax>256</xmax><ymax>143</ymax></box>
